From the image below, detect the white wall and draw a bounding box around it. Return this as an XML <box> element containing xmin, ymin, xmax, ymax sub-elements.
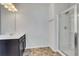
<box><xmin>15</xmin><ymin>4</ymin><xmax>49</xmax><ymax>48</ymax></box>
<box><xmin>48</xmin><ymin>4</ymin><xmax>57</xmax><ymax>51</ymax></box>
<box><xmin>48</xmin><ymin>19</ymin><xmax>56</xmax><ymax>50</ymax></box>
<box><xmin>49</xmin><ymin>4</ymin><xmax>55</xmax><ymax>20</ymax></box>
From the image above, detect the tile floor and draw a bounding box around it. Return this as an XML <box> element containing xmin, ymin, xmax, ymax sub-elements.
<box><xmin>23</xmin><ymin>47</ymin><xmax>61</xmax><ymax>56</ymax></box>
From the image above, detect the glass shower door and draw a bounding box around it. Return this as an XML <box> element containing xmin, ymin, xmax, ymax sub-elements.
<box><xmin>77</xmin><ymin>4</ymin><xmax>79</xmax><ymax>56</ymax></box>
<box><xmin>59</xmin><ymin>6</ymin><xmax>76</xmax><ymax>56</ymax></box>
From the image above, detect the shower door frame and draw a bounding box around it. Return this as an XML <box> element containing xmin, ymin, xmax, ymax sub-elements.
<box><xmin>58</xmin><ymin>4</ymin><xmax>78</xmax><ymax>56</ymax></box>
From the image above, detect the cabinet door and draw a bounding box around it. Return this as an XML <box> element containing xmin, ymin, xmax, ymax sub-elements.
<box><xmin>23</xmin><ymin>35</ymin><xmax>26</xmax><ymax>51</ymax></box>
<box><xmin>19</xmin><ymin>40</ymin><xmax>23</xmax><ymax>56</ymax></box>
<box><xmin>7</xmin><ymin>40</ymin><xmax>19</xmax><ymax>56</ymax></box>
<box><xmin>19</xmin><ymin>37</ymin><xmax>24</xmax><ymax>56</ymax></box>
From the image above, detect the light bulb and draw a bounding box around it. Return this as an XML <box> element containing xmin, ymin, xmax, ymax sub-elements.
<box><xmin>15</xmin><ymin>8</ymin><xmax>18</xmax><ymax>12</ymax></box>
<box><xmin>4</xmin><ymin>5</ymin><xmax>8</xmax><ymax>8</ymax></box>
<box><xmin>13</xmin><ymin>8</ymin><xmax>18</xmax><ymax>12</ymax></box>
<box><xmin>8</xmin><ymin>8</ymin><xmax>12</xmax><ymax>11</ymax></box>
<box><xmin>11</xmin><ymin>5</ymin><xmax>15</xmax><ymax>9</ymax></box>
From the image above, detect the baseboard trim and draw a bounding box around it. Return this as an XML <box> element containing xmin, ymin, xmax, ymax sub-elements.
<box><xmin>25</xmin><ymin>45</ymin><xmax>49</xmax><ymax>49</ymax></box>
<box><xmin>49</xmin><ymin>47</ymin><xmax>65</xmax><ymax>56</ymax></box>
<box><xmin>49</xmin><ymin>47</ymin><xmax>57</xmax><ymax>52</ymax></box>
<box><xmin>56</xmin><ymin>50</ymin><xmax>65</xmax><ymax>56</ymax></box>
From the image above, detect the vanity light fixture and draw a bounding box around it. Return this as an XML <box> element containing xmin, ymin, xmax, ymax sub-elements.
<box><xmin>0</xmin><ymin>3</ymin><xmax>18</xmax><ymax>12</ymax></box>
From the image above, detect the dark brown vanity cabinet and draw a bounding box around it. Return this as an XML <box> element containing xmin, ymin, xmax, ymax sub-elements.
<box><xmin>0</xmin><ymin>34</ymin><xmax>26</xmax><ymax>56</ymax></box>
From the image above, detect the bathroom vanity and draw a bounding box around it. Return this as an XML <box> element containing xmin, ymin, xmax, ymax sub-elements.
<box><xmin>0</xmin><ymin>33</ymin><xmax>26</xmax><ymax>56</ymax></box>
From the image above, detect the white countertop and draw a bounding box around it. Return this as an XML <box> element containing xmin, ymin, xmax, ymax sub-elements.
<box><xmin>0</xmin><ymin>33</ymin><xmax>25</xmax><ymax>40</ymax></box>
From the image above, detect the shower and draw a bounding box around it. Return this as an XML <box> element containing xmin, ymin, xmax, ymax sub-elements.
<box><xmin>58</xmin><ymin>4</ymin><xmax>79</xmax><ymax>56</ymax></box>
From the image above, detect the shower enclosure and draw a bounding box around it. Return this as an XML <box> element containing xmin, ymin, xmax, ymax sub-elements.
<box><xmin>58</xmin><ymin>4</ymin><xmax>79</xmax><ymax>56</ymax></box>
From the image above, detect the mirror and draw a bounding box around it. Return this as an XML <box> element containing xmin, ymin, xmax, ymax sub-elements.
<box><xmin>0</xmin><ymin>4</ymin><xmax>16</xmax><ymax>35</ymax></box>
